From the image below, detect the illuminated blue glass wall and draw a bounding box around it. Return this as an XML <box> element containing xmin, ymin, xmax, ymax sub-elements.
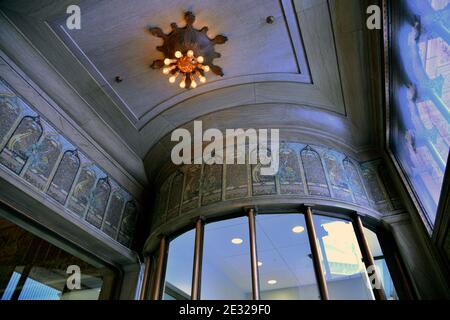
<box><xmin>390</xmin><ymin>0</ymin><xmax>450</xmax><ymax>225</ymax></box>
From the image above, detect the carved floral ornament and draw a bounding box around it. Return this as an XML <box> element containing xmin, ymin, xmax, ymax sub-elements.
<box><xmin>149</xmin><ymin>11</ymin><xmax>228</xmax><ymax>89</ymax></box>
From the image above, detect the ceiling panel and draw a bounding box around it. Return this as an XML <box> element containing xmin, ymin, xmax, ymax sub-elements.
<box><xmin>51</xmin><ymin>0</ymin><xmax>309</xmax><ymax>121</ymax></box>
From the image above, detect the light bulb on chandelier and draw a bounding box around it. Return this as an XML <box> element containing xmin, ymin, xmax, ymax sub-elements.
<box><xmin>161</xmin><ymin>50</ymin><xmax>210</xmax><ymax>89</ymax></box>
<box><xmin>174</xmin><ymin>51</ymin><xmax>183</xmax><ymax>58</ymax></box>
<box><xmin>164</xmin><ymin>58</ymin><xmax>174</xmax><ymax>65</ymax></box>
<box><xmin>179</xmin><ymin>74</ymin><xmax>186</xmax><ymax>88</ymax></box>
<box><xmin>189</xmin><ymin>74</ymin><xmax>197</xmax><ymax>88</ymax></box>
<box><xmin>169</xmin><ymin>71</ymin><xmax>179</xmax><ymax>83</ymax></box>
<box><xmin>162</xmin><ymin>65</ymin><xmax>176</xmax><ymax>74</ymax></box>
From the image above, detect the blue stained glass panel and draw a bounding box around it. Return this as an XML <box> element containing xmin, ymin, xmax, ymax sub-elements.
<box><xmin>390</xmin><ymin>0</ymin><xmax>450</xmax><ymax>225</ymax></box>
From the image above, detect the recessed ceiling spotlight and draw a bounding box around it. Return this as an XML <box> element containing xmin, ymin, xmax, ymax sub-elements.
<box><xmin>231</xmin><ymin>238</ymin><xmax>243</xmax><ymax>245</ymax></box>
<box><xmin>258</xmin><ymin>261</ymin><xmax>263</xmax><ymax>267</ymax></box>
<box><xmin>267</xmin><ymin>280</ymin><xmax>277</xmax><ymax>285</ymax></box>
<box><xmin>292</xmin><ymin>226</ymin><xmax>305</xmax><ymax>234</ymax></box>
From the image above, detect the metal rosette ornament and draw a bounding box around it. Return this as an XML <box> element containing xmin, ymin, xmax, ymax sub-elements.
<box><xmin>149</xmin><ymin>11</ymin><xmax>227</xmax><ymax>89</ymax></box>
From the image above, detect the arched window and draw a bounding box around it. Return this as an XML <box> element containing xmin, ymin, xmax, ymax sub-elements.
<box><xmin>343</xmin><ymin>158</ymin><xmax>369</xmax><ymax>206</ymax></box>
<box><xmin>67</xmin><ymin>165</ymin><xmax>97</xmax><ymax>217</ymax></box>
<box><xmin>85</xmin><ymin>177</ymin><xmax>111</xmax><ymax>229</ymax></box>
<box><xmin>0</xmin><ymin>94</ymin><xmax>21</xmax><ymax>145</ymax></box>
<box><xmin>23</xmin><ymin>133</ymin><xmax>62</xmax><ymax>190</ymax></box>
<box><xmin>251</xmin><ymin>148</ymin><xmax>276</xmax><ymax>196</ymax></box>
<box><xmin>278</xmin><ymin>146</ymin><xmax>305</xmax><ymax>195</ymax></box>
<box><xmin>361</xmin><ymin>166</ymin><xmax>389</xmax><ymax>210</ymax></box>
<box><xmin>167</xmin><ymin>171</ymin><xmax>184</xmax><ymax>220</ymax></box>
<box><xmin>102</xmin><ymin>190</ymin><xmax>125</xmax><ymax>238</ymax></box>
<box><xmin>181</xmin><ymin>165</ymin><xmax>201</xmax><ymax>213</ymax></box>
<box><xmin>201</xmin><ymin>163</ymin><xmax>222</xmax><ymax>206</ymax></box>
<box><xmin>323</xmin><ymin>152</ymin><xmax>352</xmax><ymax>202</ymax></box>
<box><xmin>47</xmin><ymin>150</ymin><xmax>80</xmax><ymax>205</ymax></box>
<box><xmin>118</xmin><ymin>201</ymin><xmax>138</xmax><ymax>247</ymax></box>
<box><xmin>301</xmin><ymin>146</ymin><xmax>330</xmax><ymax>197</ymax></box>
<box><xmin>0</xmin><ymin>116</ymin><xmax>43</xmax><ymax>174</ymax></box>
<box><xmin>153</xmin><ymin>178</ymin><xmax>171</xmax><ymax>227</ymax></box>
<box><xmin>225</xmin><ymin>156</ymin><xmax>248</xmax><ymax>200</ymax></box>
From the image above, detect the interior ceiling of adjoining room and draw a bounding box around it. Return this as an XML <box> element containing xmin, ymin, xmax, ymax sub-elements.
<box><xmin>0</xmin><ymin>0</ymin><xmax>375</xmax><ymax>184</ymax></box>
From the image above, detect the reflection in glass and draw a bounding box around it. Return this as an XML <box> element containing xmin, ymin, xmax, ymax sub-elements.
<box><xmin>18</xmin><ymin>273</ymin><xmax>62</xmax><ymax>300</ymax></box>
<box><xmin>256</xmin><ymin>214</ymin><xmax>320</xmax><ymax>300</ymax></box>
<box><xmin>313</xmin><ymin>215</ymin><xmax>374</xmax><ymax>300</ymax></box>
<box><xmin>163</xmin><ymin>229</ymin><xmax>195</xmax><ymax>300</ymax></box>
<box><xmin>0</xmin><ymin>217</ymin><xmax>112</xmax><ymax>300</ymax></box>
<box><xmin>201</xmin><ymin>217</ymin><xmax>252</xmax><ymax>300</ymax></box>
<box><xmin>363</xmin><ymin>228</ymin><xmax>398</xmax><ymax>300</ymax></box>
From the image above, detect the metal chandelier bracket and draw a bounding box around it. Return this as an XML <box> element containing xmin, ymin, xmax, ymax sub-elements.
<box><xmin>149</xmin><ymin>11</ymin><xmax>228</xmax><ymax>89</ymax></box>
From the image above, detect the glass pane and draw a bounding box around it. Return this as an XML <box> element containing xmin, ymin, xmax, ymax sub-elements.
<box><xmin>363</xmin><ymin>228</ymin><xmax>398</xmax><ymax>300</ymax></box>
<box><xmin>0</xmin><ymin>93</ymin><xmax>21</xmax><ymax>145</ymax></box>
<box><xmin>201</xmin><ymin>217</ymin><xmax>252</xmax><ymax>300</ymax></box>
<box><xmin>427</xmin><ymin>0</ymin><xmax>449</xmax><ymax>10</ymax></box>
<box><xmin>19</xmin><ymin>269</ymin><xmax>64</xmax><ymax>300</ymax></box>
<box><xmin>390</xmin><ymin>0</ymin><xmax>450</xmax><ymax>225</ymax></box>
<box><xmin>23</xmin><ymin>133</ymin><xmax>62</xmax><ymax>190</ymax></box>
<box><xmin>1</xmin><ymin>269</ymin><xmax>23</xmax><ymax>300</ymax></box>
<box><xmin>0</xmin><ymin>217</ymin><xmax>112</xmax><ymax>300</ymax></box>
<box><xmin>313</xmin><ymin>215</ymin><xmax>374</xmax><ymax>300</ymax></box>
<box><xmin>256</xmin><ymin>214</ymin><xmax>320</xmax><ymax>300</ymax></box>
<box><xmin>47</xmin><ymin>150</ymin><xmax>80</xmax><ymax>205</ymax></box>
<box><xmin>0</xmin><ymin>116</ymin><xmax>42</xmax><ymax>174</ymax></box>
<box><xmin>163</xmin><ymin>229</ymin><xmax>195</xmax><ymax>300</ymax></box>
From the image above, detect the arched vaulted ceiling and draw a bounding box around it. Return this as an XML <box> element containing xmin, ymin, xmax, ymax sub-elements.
<box><xmin>0</xmin><ymin>0</ymin><xmax>378</xmax><ymax>186</ymax></box>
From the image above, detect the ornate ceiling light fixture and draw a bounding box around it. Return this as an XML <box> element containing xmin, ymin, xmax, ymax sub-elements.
<box><xmin>149</xmin><ymin>11</ymin><xmax>227</xmax><ymax>89</ymax></box>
